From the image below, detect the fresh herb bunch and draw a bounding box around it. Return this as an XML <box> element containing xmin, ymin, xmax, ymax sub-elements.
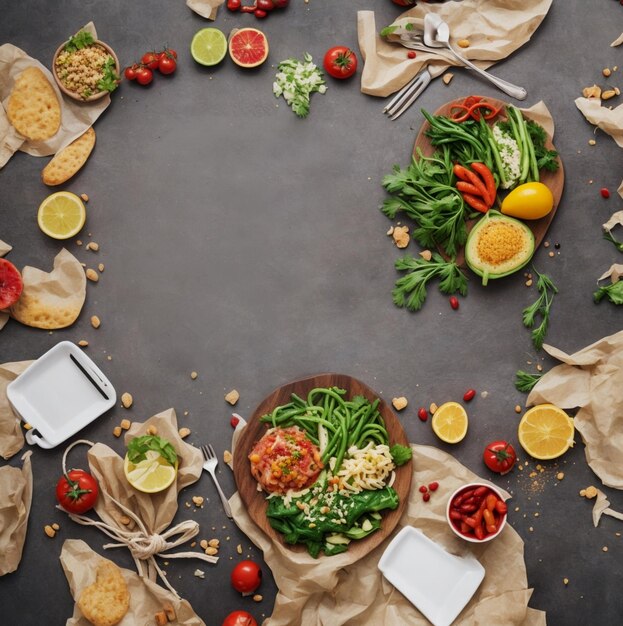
<box><xmin>273</xmin><ymin>53</ymin><xmax>327</xmax><ymax>118</ymax></box>
<box><xmin>594</xmin><ymin>280</ymin><xmax>623</xmax><ymax>305</ymax></box>
<box><xmin>97</xmin><ymin>55</ymin><xmax>120</xmax><ymax>93</ymax></box>
<box><xmin>64</xmin><ymin>30</ymin><xmax>95</xmax><ymax>53</ymax></box>
<box><xmin>382</xmin><ymin>146</ymin><xmax>468</xmax><ymax>258</ymax></box>
<box><xmin>522</xmin><ymin>268</ymin><xmax>558</xmax><ymax>350</ymax></box>
<box><xmin>127</xmin><ymin>434</ymin><xmax>178</xmax><ymax>466</ymax></box>
<box><xmin>515</xmin><ymin>369</ymin><xmax>543</xmax><ymax>392</ymax></box>
<box><xmin>392</xmin><ymin>252</ymin><xmax>468</xmax><ymax>311</ymax></box>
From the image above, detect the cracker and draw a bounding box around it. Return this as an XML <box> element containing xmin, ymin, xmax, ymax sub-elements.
<box><xmin>42</xmin><ymin>127</ymin><xmax>96</xmax><ymax>186</ymax></box>
<box><xmin>7</xmin><ymin>67</ymin><xmax>61</xmax><ymax>141</ymax></box>
<box><xmin>77</xmin><ymin>560</ymin><xmax>130</xmax><ymax>626</ymax></box>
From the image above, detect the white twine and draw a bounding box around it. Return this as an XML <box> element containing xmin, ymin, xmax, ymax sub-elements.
<box><xmin>59</xmin><ymin>439</ymin><xmax>218</xmax><ymax>597</ymax></box>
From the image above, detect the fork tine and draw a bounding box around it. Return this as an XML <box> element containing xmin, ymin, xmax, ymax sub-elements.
<box><xmin>389</xmin><ymin>70</ymin><xmax>432</xmax><ymax>120</ymax></box>
<box><xmin>383</xmin><ymin>72</ymin><xmax>422</xmax><ymax>114</ymax></box>
<box><xmin>208</xmin><ymin>444</ymin><xmax>216</xmax><ymax>459</ymax></box>
<box><xmin>200</xmin><ymin>444</ymin><xmax>209</xmax><ymax>459</ymax></box>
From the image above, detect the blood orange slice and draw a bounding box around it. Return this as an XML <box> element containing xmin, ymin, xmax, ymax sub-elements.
<box><xmin>228</xmin><ymin>28</ymin><xmax>269</xmax><ymax>68</ymax></box>
<box><xmin>0</xmin><ymin>258</ymin><xmax>23</xmax><ymax>310</ymax></box>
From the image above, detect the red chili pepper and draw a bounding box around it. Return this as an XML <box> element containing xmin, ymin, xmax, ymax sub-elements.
<box><xmin>418</xmin><ymin>407</ymin><xmax>428</xmax><ymax>421</ymax></box>
<box><xmin>422</xmin><ymin>492</ymin><xmax>431</xmax><ymax>502</ymax></box>
<box><xmin>462</xmin><ymin>192</ymin><xmax>490</xmax><ymax>213</ymax></box>
<box><xmin>455</xmin><ymin>180</ymin><xmax>483</xmax><ymax>196</ymax></box>
<box><xmin>449</xmin><ymin>296</ymin><xmax>460</xmax><ymax>310</ymax></box>
<box><xmin>470</xmin><ymin>162</ymin><xmax>497</xmax><ymax>206</ymax></box>
<box><xmin>467</xmin><ymin>102</ymin><xmax>502</xmax><ymax>121</ymax></box>
<box><xmin>407</xmin><ymin>51</ymin><xmax>416</xmax><ymax>59</ymax></box>
<box><xmin>463</xmin><ymin>388</ymin><xmax>476</xmax><ymax>402</ymax></box>
<box><xmin>428</xmin><ymin>481</ymin><xmax>439</xmax><ymax>491</ymax></box>
<box><xmin>453</xmin><ymin>164</ymin><xmax>490</xmax><ymax>205</ymax></box>
<box><xmin>230</xmin><ymin>415</ymin><xmax>240</xmax><ymax>428</ymax></box>
<box><xmin>462</xmin><ymin>95</ymin><xmax>483</xmax><ymax>108</ymax></box>
<box><xmin>600</xmin><ymin>187</ymin><xmax>610</xmax><ymax>198</ymax></box>
<box><xmin>449</xmin><ymin>104</ymin><xmax>471</xmax><ymax>122</ymax></box>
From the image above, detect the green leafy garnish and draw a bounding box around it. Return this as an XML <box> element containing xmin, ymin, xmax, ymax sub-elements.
<box><xmin>593</xmin><ymin>280</ymin><xmax>623</xmax><ymax>305</ymax></box>
<box><xmin>127</xmin><ymin>435</ymin><xmax>178</xmax><ymax>466</ymax></box>
<box><xmin>515</xmin><ymin>370</ymin><xmax>543</xmax><ymax>393</ymax></box>
<box><xmin>526</xmin><ymin>120</ymin><xmax>559</xmax><ymax>173</ymax></box>
<box><xmin>389</xmin><ymin>444</ymin><xmax>412</xmax><ymax>466</ymax></box>
<box><xmin>273</xmin><ymin>53</ymin><xmax>326</xmax><ymax>118</ymax></box>
<box><xmin>380</xmin><ymin>25</ymin><xmax>398</xmax><ymax>37</ymax></box>
<box><xmin>97</xmin><ymin>55</ymin><xmax>120</xmax><ymax>93</ymax></box>
<box><xmin>64</xmin><ymin>30</ymin><xmax>95</xmax><ymax>53</ymax></box>
<box><xmin>392</xmin><ymin>252</ymin><xmax>468</xmax><ymax>312</ymax></box>
<box><xmin>522</xmin><ymin>268</ymin><xmax>558</xmax><ymax>350</ymax></box>
<box><xmin>603</xmin><ymin>231</ymin><xmax>623</xmax><ymax>253</ymax></box>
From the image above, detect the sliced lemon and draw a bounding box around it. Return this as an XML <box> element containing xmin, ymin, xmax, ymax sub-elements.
<box><xmin>431</xmin><ymin>401</ymin><xmax>468</xmax><ymax>444</ymax></box>
<box><xmin>37</xmin><ymin>191</ymin><xmax>86</xmax><ymax>239</ymax></box>
<box><xmin>518</xmin><ymin>404</ymin><xmax>574</xmax><ymax>460</ymax></box>
<box><xmin>191</xmin><ymin>28</ymin><xmax>227</xmax><ymax>67</ymax></box>
<box><xmin>123</xmin><ymin>451</ymin><xmax>178</xmax><ymax>494</ymax></box>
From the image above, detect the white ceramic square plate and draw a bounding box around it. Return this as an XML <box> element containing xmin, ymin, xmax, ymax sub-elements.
<box><xmin>7</xmin><ymin>341</ymin><xmax>116</xmax><ymax>449</ymax></box>
<box><xmin>378</xmin><ymin>526</ymin><xmax>485</xmax><ymax>626</ymax></box>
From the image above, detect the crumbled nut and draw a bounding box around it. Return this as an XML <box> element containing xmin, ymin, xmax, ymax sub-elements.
<box><xmin>205</xmin><ymin>546</ymin><xmax>218</xmax><ymax>556</ymax></box>
<box><xmin>208</xmin><ymin>538</ymin><xmax>220</xmax><ymax>548</ymax></box>
<box><xmin>392</xmin><ymin>225</ymin><xmax>410</xmax><ymax>249</ymax></box>
<box><xmin>113</xmin><ymin>426</ymin><xmax>122</xmax><ymax>438</ymax></box>
<box><xmin>386</xmin><ymin>226</ymin><xmax>394</xmax><ymax>236</ymax></box>
<box><xmin>190</xmin><ymin>371</ymin><xmax>198</xmax><ymax>380</ymax></box>
<box><xmin>76</xmin><ymin>239</ymin><xmax>83</xmax><ymax>246</ymax></box>
<box><xmin>602</xmin><ymin>546</ymin><xmax>609</xmax><ymax>552</ymax></box>
<box><xmin>457</xmin><ymin>39</ymin><xmax>470</xmax><ymax>48</ymax></box>
<box><xmin>86</xmin><ymin>241</ymin><xmax>99</xmax><ymax>251</ymax></box>
<box><xmin>252</xmin><ymin>594</ymin><xmax>263</xmax><ymax>602</ymax></box>
<box><xmin>163</xmin><ymin>603</ymin><xmax>176</xmax><ymax>621</ymax></box>
<box><xmin>192</xmin><ymin>496</ymin><xmax>204</xmax><ymax>507</ymax></box>
<box><xmin>223</xmin><ymin>450</ymin><xmax>232</xmax><ymax>464</ymax></box>
<box><xmin>391</xmin><ymin>396</ymin><xmax>408</xmax><ymax>411</ymax></box>
<box><xmin>556</xmin><ymin>472</ymin><xmax>565</xmax><ymax>480</ymax></box>
<box><xmin>525</xmin><ymin>279</ymin><xmax>533</xmax><ymax>287</ymax></box>
<box><xmin>78</xmin><ymin>340</ymin><xmax>89</xmax><ymax>347</ymax></box>
<box><xmin>121</xmin><ymin>392</ymin><xmax>133</xmax><ymax>409</ymax></box>
<box><xmin>429</xmin><ymin>402</ymin><xmax>438</xmax><ymax>414</ymax></box>
<box><xmin>120</xmin><ymin>418</ymin><xmax>131</xmax><ymax>430</ymax></box>
<box><xmin>588</xmin><ymin>139</ymin><xmax>596</xmax><ymax>146</ymax></box>
<box><xmin>419</xmin><ymin>249</ymin><xmax>433</xmax><ymax>261</ymax></box>
<box><xmin>225</xmin><ymin>389</ymin><xmax>240</xmax><ymax>405</ymax></box>
<box><xmin>515</xmin><ymin>405</ymin><xmax>522</xmax><ymax>414</ymax></box>
<box><xmin>23</xmin><ymin>422</ymin><xmax>32</xmax><ymax>430</ymax></box>
<box><xmin>582</xmin><ymin>84</ymin><xmax>602</xmax><ymax>98</ymax></box>
<box><xmin>236</xmin><ymin>544</ymin><xmax>243</xmax><ymax>554</ymax></box>
<box><xmin>44</xmin><ymin>525</ymin><xmax>56</xmax><ymax>538</ymax></box>
<box><xmin>194</xmin><ymin>569</ymin><xmax>205</xmax><ymax>578</ymax></box>
<box><xmin>442</xmin><ymin>72</ymin><xmax>454</xmax><ymax>85</ymax></box>
<box><xmin>536</xmin><ymin>364</ymin><xmax>543</xmax><ymax>372</ymax></box>
<box><xmin>85</xmin><ymin>268</ymin><xmax>99</xmax><ymax>282</ymax></box>
<box><xmin>155</xmin><ymin>611</ymin><xmax>168</xmax><ymax>626</ymax></box>
<box><xmin>583</xmin><ymin>486</ymin><xmax>598</xmax><ymax>499</ymax></box>
<box><xmin>602</xmin><ymin>89</ymin><xmax>617</xmax><ymax>100</ymax></box>
<box><xmin>200</xmin><ymin>539</ymin><xmax>209</xmax><ymax>550</ymax></box>
<box><xmin>98</xmin><ymin>263</ymin><xmax>105</xmax><ymax>272</ymax></box>
<box><xmin>179</xmin><ymin>427</ymin><xmax>191</xmax><ymax>439</ymax></box>
<box><xmin>80</xmin><ymin>193</ymin><xmax>89</xmax><ymax>202</ymax></box>
<box><xmin>602</xmin><ymin>68</ymin><xmax>612</xmax><ymax>77</ymax></box>
<box><xmin>147</xmin><ymin>425</ymin><xmax>158</xmax><ymax>436</ymax></box>
<box><xmin>543</xmin><ymin>241</ymin><xmax>550</xmax><ymax>248</ymax></box>
<box><xmin>563</xmin><ymin>578</ymin><xmax>569</xmax><ymax>585</ymax></box>
<box><xmin>52</xmin><ymin>523</ymin><xmax>60</xmax><ymax>531</ymax></box>
<box><xmin>119</xmin><ymin>515</ymin><xmax>131</xmax><ymax>525</ymax></box>
<box><xmin>90</xmin><ymin>315</ymin><xmax>101</xmax><ymax>329</ymax></box>
<box><xmin>185</xmin><ymin>502</ymin><xmax>191</xmax><ymax>508</ymax></box>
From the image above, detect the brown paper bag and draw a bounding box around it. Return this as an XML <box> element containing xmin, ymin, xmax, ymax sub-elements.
<box><xmin>357</xmin><ymin>0</ymin><xmax>553</xmax><ymax>97</ymax></box>
<box><xmin>186</xmin><ymin>0</ymin><xmax>224</xmax><ymax>20</ymax></box>
<box><xmin>229</xmin><ymin>420</ymin><xmax>546</xmax><ymax>625</ymax></box>
<box><xmin>0</xmin><ymin>361</ymin><xmax>31</xmax><ymax>459</ymax></box>
<box><xmin>60</xmin><ymin>539</ymin><xmax>206</xmax><ymax>625</ymax></box>
<box><xmin>0</xmin><ymin>451</ymin><xmax>33</xmax><ymax>576</ymax></box>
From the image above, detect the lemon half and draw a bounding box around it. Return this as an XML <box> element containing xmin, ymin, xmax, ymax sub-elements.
<box><xmin>518</xmin><ymin>404</ymin><xmax>574</xmax><ymax>460</ymax></box>
<box><xmin>37</xmin><ymin>191</ymin><xmax>86</xmax><ymax>239</ymax></box>
<box><xmin>123</xmin><ymin>450</ymin><xmax>178</xmax><ymax>493</ymax></box>
<box><xmin>431</xmin><ymin>401</ymin><xmax>469</xmax><ymax>444</ymax></box>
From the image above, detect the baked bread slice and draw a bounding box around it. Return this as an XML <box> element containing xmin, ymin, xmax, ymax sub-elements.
<box><xmin>42</xmin><ymin>127</ymin><xmax>96</xmax><ymax>186</ymax></box>
<box><xmin>7</xmin><ymin>67</ymin><xmax>61</xmax><ymax>141</ymax></box>
<box><xmin>77</xmin><ymin>560</ymin><xmax>130</xmax><ymax>626</ymax></box>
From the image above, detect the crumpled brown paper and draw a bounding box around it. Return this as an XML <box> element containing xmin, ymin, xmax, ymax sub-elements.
<box><xmin>60</xmin><ymin>539</ymin><xmax>206</xmax><ymax>626</ymax></box>
<box><xmin>0</xmin><ymin>22</ymin><xmax>110</xmax><ymax>169</ymax></box>
<box><xmin>0</xmin><ymin>361</ymin><xmax>31</xmax><ymax>459</ymax></box>
<box><xmin>527</xmin><ymin>329</ymin><xmax>623</xmax><ymax>489</ymax></box>
<box><xmin>0</xmin><ymin>239</ymin><xmax>13</xmax><ymax>330</ymax></box>
<box><xmin>357</xmin><ymin>0</ymin><xmax>553</xmax><ymax>97</ymax></box>
<box><xmin>598</xmin><ymin>264</ymin><xmax>623</xmax><ymax>283</ymax></box>
<box><xmin>229</xmin><ymin>421</ymin><xmax>545</xmax><ymax>625</ymax></box>
<box><xmin>9</xmin><ymin>248</ymin><xmax>86</xmax><ymax>330</ymax></box>
<box><xmin>186</xmin><ymin>0</ymin><xmax>223</xmax><ymax>20</ymax></box>
<box><xmin>60</xmin><ymin>409</ymin><xmax>216</xmax><ymax>596</ymax></box>
<box><xmin>0</xmin><ymin>450</ymin><xmax>33</xmax><ymax>576</ymax></box>
<box><xmin>575</xmin><ymin>97</ymin><xmax>623</xmax><ymax>148</ymax></box>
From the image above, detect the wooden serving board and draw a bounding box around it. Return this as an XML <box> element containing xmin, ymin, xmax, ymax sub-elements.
<box><xmin>413</xmin><ymin>97</ymin><xmax>565</xmax><ymax>268</ymax></box>
<box><xmin>233</xmin><ymin>373</ymin><xmax>413</xmax><ymax>560</ymax></box>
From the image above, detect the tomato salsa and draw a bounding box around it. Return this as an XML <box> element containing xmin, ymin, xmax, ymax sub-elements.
<box><xmin>249</xmin><ymin>426</ymin><xmax>323</xmax><ymax>494</ymax></box>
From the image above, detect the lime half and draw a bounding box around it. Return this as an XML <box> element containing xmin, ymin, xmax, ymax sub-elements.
<box><xmin>191</xmin><ymin>28</ymin><xmax>227</xmax><ymax>67</ymax></box>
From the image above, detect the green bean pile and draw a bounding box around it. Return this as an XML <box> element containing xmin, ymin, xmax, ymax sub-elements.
<box><xmin>260</xmin><ymin>386</ymin><xmax>390</xmax><ymax>473</ymax></box>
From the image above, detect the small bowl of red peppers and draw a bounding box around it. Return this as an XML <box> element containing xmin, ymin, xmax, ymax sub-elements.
<box><xmin>446</xmin><ymin>483</ymin><xmax>508</xmax><ymax>543</ymax></box>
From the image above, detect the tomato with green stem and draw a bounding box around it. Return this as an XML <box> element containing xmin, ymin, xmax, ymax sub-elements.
<box><xmin>483</xmin><ymin>440</ymin><xmax>517</xmax><ymax>475</ymax></box>
<box><xmin>323</xmin><ymin>46</ymin><xmax>358</xmax><ymax>80</ymax></box>
<box><xmin>135</xmin><ymin>67</ymin><xmax>154</xmax><ymax>85</ymax></box>
<box><xmin>141</xmin><ymin>51</ymin><xmax>159</xmax><ymax>70</ymax></box>
<box><xmin>158</xmin><ymin>54</ymin><xmax>177</xmax><ymax>75</ymax></box>
<box><xmin>56</xmin><ymin>469</ymin><xmax>98</xmax><ymax>514</ymax></box>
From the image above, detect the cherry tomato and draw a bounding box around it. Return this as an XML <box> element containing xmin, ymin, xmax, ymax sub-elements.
<box><xmin>323</xmin><ymin>46</ymin><xmax>358</xmax><ymax>80</ymax></box>
<box><xmin>164</xmin><ymin>47</ymin><xmax>178</xmax><ymax>60</ymax></box>
<box><xmin>483</xmin><ymin>440</ymin><xmax>517</xmax><ymax>475</ymax></box>
<box><xmin>124</xmin><ymin>65</ymin><xmax>138</xmax><ymax>81</ymax></box>
<box><xmin>254</xmin><ymin>8</ymin><xmax>268</xmax><ymax>18</ymax></box>
<box><xmin>257</xmin><ymin>0</ymin><xmax>275</xmax><ymax>10</ymax></box>
<box><xmin>135</xmin><ymin>67</ymin><xmax>154</xmax><ymax>86</ymax></box>
<box><xmin>227</xmin><ymin>0</ymin><xmax>242</xmax><ymax>10</ymax></box>
<box><xmin>158</xmin><ymin>55</ymin><xmax>177</xmax><ymax>75</ymax></box>
<box><xmin>222</xmin><ymin>611</ymin><xmax>258</xmax><ymax>626</ymax></box>
<box><xmin>141</xmin><ymin>52</ymin><xmax>159</xmax><ymax>70</ymax></box>
<box><xmin>231</xmin><ymin>560</ymin><xmax>262</xmax><ymax>595</ymax></box>
<box><xmin>56</xmin><ymin>470</ymin><xmax>99</xmax><ymax>514</ymax></box>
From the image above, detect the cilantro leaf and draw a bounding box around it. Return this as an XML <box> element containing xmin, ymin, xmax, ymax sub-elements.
<box><xmin>127</xmin><ymin>435</ymin><xmax>178</xmax><ymax>466</ymax></box>
<box><xmin>593</xmin><ymin>280</ymin><xmax>623</xmax><ymax>305</ymax></box>
<box><xmin>64</xmin><ymin>30</ymin><xmax>95</xmax><ymax>53</ymax></box>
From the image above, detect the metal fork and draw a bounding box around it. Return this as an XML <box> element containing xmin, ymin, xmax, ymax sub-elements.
<box><xmin>201</xmin><ymin>444</ymin><xmax>232</xmax><ymax>518</ymax></box>
<box><xmin>383</xmin><ymin>67</ymin><xmax>433</xmax><ymax>120</ymax></box>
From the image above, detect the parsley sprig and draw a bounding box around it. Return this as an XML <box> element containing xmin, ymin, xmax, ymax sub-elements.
<box><xmin>514</xmin><ymin>369</ymin><xmax>543</xmax><ymax>393</ymax></box>
<box><xmin>392</xmin><ymin>252</ymin><xmax>468</xmax><ymax>311</ymax></box>
<box><xmin>64</xmin><ymin>30</ymin><xmax>95</xmax><ymax>53</ymax></box>
<box><xmin>522</xmin><ymin>268</ymin><xmax>558</xmax><ymax>350</ymax></box>
<box><xmin>97</xmin><ymin>55</ymin><xmax>120</xmax><ymax>93</ymax></box>
<box><xmin>594</xmin><ymin>280</ymin><xmax>623</xmax><ymax>305</ymax></box>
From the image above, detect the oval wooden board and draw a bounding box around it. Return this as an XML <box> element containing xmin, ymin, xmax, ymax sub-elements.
<box><xmin>413</xmin><ymin>97</ymin><xmax>565</xmax><ymax>268</ymax></box>
<box><xmin>233</xmin><ymin>373</ymin><xmax>413</xmax><ymax>560</ymax></box>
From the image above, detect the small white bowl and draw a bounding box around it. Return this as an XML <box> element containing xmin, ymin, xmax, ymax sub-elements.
<box><xmin>446</xmin><ymin>482</ymin><xmax>507</xmax><ymax>544</ymax></box>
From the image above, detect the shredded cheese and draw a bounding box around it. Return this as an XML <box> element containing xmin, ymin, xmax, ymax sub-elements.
<box><xmin>335</xmin><ymin>443</ymin><xmax>396</xmax><ymax>494</ymax></box>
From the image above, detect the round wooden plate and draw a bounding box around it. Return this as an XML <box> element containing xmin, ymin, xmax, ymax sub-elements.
<box><xmin>233</xmin><ymin>373</ymin><xmax>413</xmax><ymax>559</ymax></box>
<box><xmin>413</xmin><ymin>97</ymin><xmax>565</xmax><ymax>267</ymax></box>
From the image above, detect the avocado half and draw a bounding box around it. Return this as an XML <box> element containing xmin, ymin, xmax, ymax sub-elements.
<box><xmin>465</xmin><ymin>211</ymin><xmax>535</xmax><ymax>286</ymax></box>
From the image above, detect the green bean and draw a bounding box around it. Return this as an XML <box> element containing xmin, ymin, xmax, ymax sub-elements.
<box><xmin>292</xmin><ymin>415</ymin><xmax>336</xmax><ymax>432</ymax></box>
<box><xmin>356</xmin><ymin>423</ymin><xmax>389</xmax><ymax>448</ymax></box>
<box><xmin>348</xmin><ymin>399</ymin><xmax>379</xmax><ymax>447</ymax></box>
<box><xmin>307</xmin><ymin>387</ymin><xmax>347</xmax><ymax>410</ymax></box>
<box><xmin>333</xmin><ymin>416</ymin><xmax>349</xmax><ymax>474</ymax></box>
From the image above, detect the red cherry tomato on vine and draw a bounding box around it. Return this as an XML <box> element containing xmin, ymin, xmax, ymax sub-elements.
<box><xmin>141</xmin><ymin>52</ymin><xmax>159</xmax><ymax>70</ymax></box>
<box><xmin>323</xmin><ymin>46</ymin><xmax>358</xmax><ymax>80</ymax></box>
<box><xmin>124</xmin><ymin>65</ymin><xmax>138</xmax><ymax>81</ymax></box>
<box><xmin>56</xmin><ymin>469</ymin><xmax>99</xmax><ymax>514</ymax></box>
<box><xmin>231</xmin><ymin>560</ymin><xmax>262</xmax><ymax>595</ymax></box>
<box><xmin>158</xmin><ymin>55</ymin><xmax>177</xmax><ymax>75</ymax></box>
<box><xmin>136</xmin><ymin>67</ymin><xmax>154</xmax><ymax>85</ymax></box>
<box><xmin>483</xmin><ymin>440</ymin><xmax>517</xmax><ymax>475</ymax></box>
<box><xmin>222</xmin><ymin>611</ymin><xmax>258</xmax><ymax>626</ymax></box>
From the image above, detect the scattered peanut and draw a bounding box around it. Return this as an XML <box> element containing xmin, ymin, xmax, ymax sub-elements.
<box><xmin>582</xmin><ymin>84</ymin><xmax>602</xmax><ymax>98</ymax></box>
<box><xmin>419</xmin><ymin>249</ymin><xmax>432</xmax><ymax>261</ymax></box>
<box><xmin>23</xmin><ymin>422</ymin><xmax>32</xmax><ymax>430</ymax></box>
<box><xmin>515</xmin><ymin>405</ymin><xmax>522</xmax><ymax>414</ymax></box>
<box><xmin>192</xmin><ymin>496</ymin><xmax>204</xmax><ymax>507</ymax></box>
<box><xmin>429</xmin><ymin>402</ymin><xmax>438</xmax><ymax>414</ymax></box>
<box><xmin>225</xmin><ymin>389</ymin><xmax>240</xmax><ymax>405</ymax></box>
<box><xmin>581</xmin><ymin>485</ymin><xmax>598</xmax><ymax>499</ymax></box>
<box><xmin>236</xmin><ymin>544</ymin><xmax>243</xmax><ymax>554</ymax></box>
<box><xmin>252</xmin><ymin>595</ymin><xmax>263</xmax><ymax>602</ymax></box>
<box><xmin>85</xmin><ymin>268</ymin><xmax>99</xmax><ymax>282</ymax></box>
<box><xmin>52</xmin><ymin>523</ymin><xmax>60</xmax><ymax>531</ymax></box>
<box><xmin>602</xmin><ymin>546</ymin><xmax>609</xmax><ymax>552</ymax></box>
<box><xmin>78</xmin><ymin>340</ymin><xmax>89</xmax><ymax>347</ymax></box>
<box><xmin>98</xmin><ymin>263</ymin><xmax>105</xmax><ymax>272</ymax></box>
<box><xmin>120</xmin><ymin>418</ymin><xmax>131</xmax><ymax>430</ymax></box>
<box><xmin>208</xmin><ymin>538</ymin><xmax>220</xmax><ymax>548</ymax></box>
<box><xmin>194</xmin><ymin>569</ymin><xmax>205</xmax><ymax>579</ymax></box>
<box><xmin>90</xmin><ymin>315</ymin><xmax>101</xmax><ymax>329</ymax></box>
<box><xmin>190</xmin><ymin>371</ymin><xmax>198</xmax><ymax>380</ymax></box>
<box><xmin>563</xmin><ymin>578</ymin><xmax>569</xmax><ymax>585</ymax></box>
<box><xmin>602</xmin><ymin>89</ymin><xmax>617</xmax><ymax>100</ymax></box>
<box><xmin>44</xmin><ymin>525</ymin><xmax>56</xmax><ymax>538</ymax></box>
<box><xmin>392</xmin><ymin>225</ymin><xmax>410</xmax><ymax>249</ymax></box>
<box><xmin>556</xmin><ymin>472</ymin><xmax>565</xmax><ymax>480</ymax></box>
<box><xmin>147</xmin><ymin>425</ymin><xmax>158</xmax><ymax>436</ymax></box>
<box><xmin>113</xmin><ymin>426</ymin><xmax>122</xmax><ymax>438</ymax></box>
<box><xmin>457</xmin><ymin>39</ymin><xmax>470</xmax><ymax>48</ymax></box>
<box><xmin>525</xmin><ymin>279</ymin><xmax>533</xmax><ymax>287</ymax></box>
<box><xmin>223</xmin><ymin>450</ymin><xmax>233</xmax><ymax>464</ymax></box>
<box><xmin>602</xmin><ymin>68</ymin><xmax>611</xmax><ymax>77</ymax></box>
<box><xmin>86</xmin><ymin>241</ymin><xmax>99</xmax><ymax>251</ymax></box>
<box><xmin>119</xmin><ymin>515</ymin><xmax>131</xmax><ymax>525</ymax></box>
<box><xmin>121</xmin><ymin>392</ymin><xmax>133</xmax><ymax>409</ymax></box>
<box><xmin>80</xmin><ymin>193</ymin><xmax>89</xmax><ymax>202</ymax></box>
<box><xmin>200</xmin><ymin>539</ymin><xmax>209</xmax><ymax>550</ymax></box>
<box><xmin>442</xmin><ymin>72</ymin><xmax>454</xmax><ymax>85</ymax></box>
<box><xmin>588</xmin><ymin>139</ymin><xmax>596</xmax><ymax>146</ymax></box>
<box><xmin>179</xmin><ymin>427</ymin><xmax>191</xmax><ymax>439</ymax></box>
<box><xmin>154</xmin><ymin>611</ymin><xmax>168</xmax><ymax>626</ymax></box>
<box><xmin>386</xmin><ymin>226</ymin><xmax>394</xmax><ymax>236</ymax></box>
<box><xmin>391</xmin><ymin>396</ymin><xmax>408</xmax><ymax>411</ymax></box>
<box><xmin>76</xmin><ymin>239</ymin><xmax>83</xmax><ymax>246</ymax></box>
<box><xmin>205</xmin><ymin>546</ymin><xmax>218</xmax><ymax>556</ymax></box>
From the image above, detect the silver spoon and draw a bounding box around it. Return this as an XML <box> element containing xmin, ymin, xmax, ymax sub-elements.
<box><xmin>423</xmin><ymin>13</ymin><xmax>527</xmax><ymax>101</ymax></box>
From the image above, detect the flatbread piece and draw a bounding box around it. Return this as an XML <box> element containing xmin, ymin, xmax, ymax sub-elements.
<box><xmin>42</xmin><ymin>127</ymin><xmax>96</xmax><ymax>186</ymax></box>
<box><xmin>77</xmin><ymin>560</ymin><xmax>130</xmax><ymax>626</ymax></box>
